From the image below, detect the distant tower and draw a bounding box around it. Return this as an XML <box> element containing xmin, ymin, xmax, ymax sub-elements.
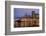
<box><xmin>32</xmin><ymin>11</ymin><xmax>36</xmax><ymax>18</ymax></box>
<box><xmin>25</xmin><ymin>13</ymin><xmax>27</xmax><ymax>16</ymax></box>
<box><xmin>32</xmin><ymin>11</ymin><xmax>35</xmax><ymax>14</ymax></box>
<box><xmin>28</xmin><ymin>14</ymin><xmax>31</xmax><ymax>17</ymax></box>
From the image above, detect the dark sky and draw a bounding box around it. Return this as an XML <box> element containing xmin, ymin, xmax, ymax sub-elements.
<box><xmin>14</xmin><ymin>8</ymin><xmax>39</xmax><ymax>18</ymax></box>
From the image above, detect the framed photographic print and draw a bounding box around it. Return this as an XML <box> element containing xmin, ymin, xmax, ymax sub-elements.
<box><xmin>5</xmin><ymin>1</ymin><xmax>45</xmax><ymax>35</ymax></box>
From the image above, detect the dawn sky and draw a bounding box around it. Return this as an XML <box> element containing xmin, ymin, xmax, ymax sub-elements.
<box><xmin>14</xmin><ymin>8</ymin><xmax>39</xmax><ymax>18</ymax></box>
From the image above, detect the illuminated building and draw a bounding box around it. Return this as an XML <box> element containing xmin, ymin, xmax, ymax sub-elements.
<box><xmin>14</xmin><ymin>11</ymin><xmax>39</xmax><ymax>27</ymax></box>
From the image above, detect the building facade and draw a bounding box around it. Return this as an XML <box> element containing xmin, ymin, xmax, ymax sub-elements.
<box><xmin>14</xmin><ymin>11</ymin><xmax>39</xmax><ymax>27</ymax></box>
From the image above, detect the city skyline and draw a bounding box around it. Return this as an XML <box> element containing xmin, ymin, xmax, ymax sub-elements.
<box><xmin>14</xmin><ymin>8</ymin><xmax>39</xmax><ymax>19</ymax></box>
<box><xmin>14</xmin><ymin>8</ymin><xmax>39</xmax><ymax>27</ymax></box>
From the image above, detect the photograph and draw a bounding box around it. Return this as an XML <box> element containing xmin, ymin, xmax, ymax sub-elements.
<box><xmin>5</xmin><ymin>1</ymin><xmax>44</xmax><ymax>35</ymax></box>
<box><xmin>14</xmin><ymin>8</ymin><xmax>39</xmax><ymax>28</ymax></box>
